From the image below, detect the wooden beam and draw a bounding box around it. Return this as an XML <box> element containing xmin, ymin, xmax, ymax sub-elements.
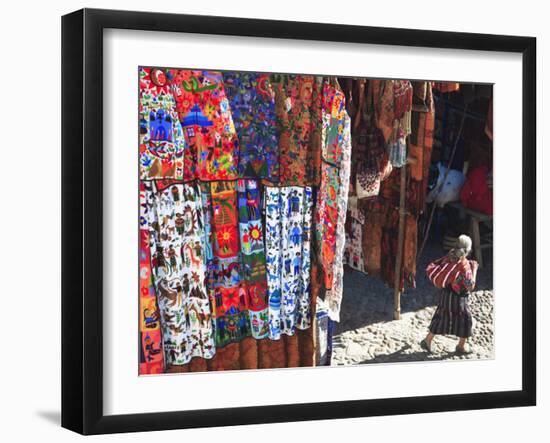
<box><xmin>393</xmin><ymin>164</ymin><xmax>408</xmax><ymax>320</ymax></box>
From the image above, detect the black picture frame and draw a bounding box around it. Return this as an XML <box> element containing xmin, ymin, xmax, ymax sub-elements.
<box><xmin>61</xmin><ymin>8</ymin><xmax>536</xmax><ymax>435</ymax></box>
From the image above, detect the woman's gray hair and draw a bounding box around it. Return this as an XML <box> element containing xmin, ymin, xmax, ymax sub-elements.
<box><xmin>448</xmin><ymin>234</ymin><xmax>472</xmax><ymax>261</ymax></box>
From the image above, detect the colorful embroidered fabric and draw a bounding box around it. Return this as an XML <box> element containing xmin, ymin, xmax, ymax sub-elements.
<box><xmin>316</xmin><ymin>162</ymin><xmax>340</xmax><ymax>289</ymax></box>
<box><xmin>237</xmin><ymin>179</ymin><xmax>269</xmax><ymax>338</ymax></box>
<box><xmin>316</xmin><ymin>84</ymin><xmax>352</xmax><ymax>299</ymax></box>
<box><xmin>136</xmin><ymin>70</ymin><xmax>448</xmax><ymax>373</ymax></box>
<box><xmin>139</xmin><ymin>67</ymin><xmax>185</xmax><ymax>180</ymax></box>
<box><xmin>321</xmin><ymin>82</ymin><xmax>347</xmax><ymax>165</ymax></box>
<box><xmin>317</xmin><ymin>84</ymin><xmax>352</xmax><ymax>321</ymax></box>
<box><xmin>265</xmin><ymin>186</ymin><xmax>313</xmax><ymax>339</ymax></box>
<box><xmin>145</xmin><ymin>182</ymin><xmax>216</xmax><ymax>366</ymax></box>
<box><xmin>272</xmin><ymin>74</ymin><xmax>323</xmax><ymax>186</ymax></box>
<box><xmin>139</xmin><ymin>182</ymin><xmax>164</xmax><ymax>374</ymax></box>
<box><xmin>223</xmin><ymin>73</ymin><xmax>279</xmax><ymax>180</ymax></box>
<box><xmin>166</xmin><ymin>69</ymin><xmax>239</xmax><ymax>181</ymax></box>
<box><xmin>208</xmin><ymin>181</ymin><xmax>251</xmax><ymax>346</ymax></box>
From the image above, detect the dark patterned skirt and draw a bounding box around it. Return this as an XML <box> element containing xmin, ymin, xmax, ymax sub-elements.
<box><xmin>428</xmin><ymin>289</ymin><xmax>472</xmax><ymax>338</ymax></box>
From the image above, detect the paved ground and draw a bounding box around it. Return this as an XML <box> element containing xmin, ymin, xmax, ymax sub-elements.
<box><xmin>332</xmin><ymin>242</ymin><xmax>494</xmax><ymax>365</ymax></box>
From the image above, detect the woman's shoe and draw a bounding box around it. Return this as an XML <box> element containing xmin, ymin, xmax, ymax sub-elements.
<box><xmin>455</xmin><ymin>345</ymin><xmax>472</xmax><ymax>355</ymax></box>
<box><xmin>420</xmin><ymin>339</ymin><xmax>432</xmax><ymax>353</ymax></box>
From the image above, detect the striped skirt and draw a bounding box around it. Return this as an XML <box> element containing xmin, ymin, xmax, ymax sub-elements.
<box><xmin>428</xmin><ymin>289</ymin><xmax>472</xmax><ymax>338</ymax></box>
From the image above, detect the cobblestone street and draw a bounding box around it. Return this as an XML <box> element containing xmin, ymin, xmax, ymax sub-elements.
<box><xmin>332</xmin><ymin>243</ymin><xmax>494</xmax><ymax>365</ymax></box>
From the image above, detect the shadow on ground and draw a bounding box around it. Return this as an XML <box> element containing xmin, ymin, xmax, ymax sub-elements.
<box><xmin>334</xmin><ymin>241</ymin><xmax>493</xmax><ymax>335</ymax></box>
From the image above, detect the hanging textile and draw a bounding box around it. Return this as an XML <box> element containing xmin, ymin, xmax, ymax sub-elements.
<box><xmin>388</xmin><ymin>80</ymin><xmax>412</xmax><ymax>167</ymax></box>
<box><xmin>362</xmin><ymin>201</ymin><xmax>384</xmax><ymax>277</ymax></box>
<box><xmin>145</xmin><ymin>181</ymin><xmax>216</xmax><ymax>366</ymax></box>
<box><xmin>139</xmin><ymin>182</ymin><xmax>164</xmax><ymax>374</ymax></box>
<box><xmin>377</xmin><ymin>170</ymin><xmax>422</xmax><ymax>290</ymax></box>
<box><xmin>316</xmin><ymin>162</ymin><xmax>340</xmax><ymax>285</ymax></box>
<box><xmin>136</xmin><ymin>68</ymin><xmax>450</xmax><ymax>374</ymax></box>
<box><xmin>347</xmin><ymin>79</ymin><xmax>366</xmax><ymax>195</ymax></box>
<box><xmin>237</xmin><ymin>179</ymin><xmax>269</xmax><ymax>338</ymax></box>
<box><xmin>354</xmin><ymin>80</ymin><xmax>391</xmax><ymax>200</ymax></box>
<box><xmin>433</xmin><ymin>82</ymin><xmax>460</xmax><ymax>93</ymax></box>
<box><xmin>208</xmin><ymin>181</ymin><xmax>251</xmax><ymax>347</ymax></box>
<box><xmin>271</xmin><ymin>74</ymin><xmax>323</xmax><ymax>186</ymax></box>
<box><xmin>409</xmin><ymin>99</ymin><xmax>435</xmax><ymax>215</ymax></box>
<box><xmin>393</xmin><ymin>80</ymin><xmax>413</xmax><ymax>120</ymax></box>
<box><xmin>369</xmin><ymin>79</ymin><xmax>412</xmax><ymax>169</ymax></box>
<box><xmin>223</xmin><ymin>73</ymin><xmax>280</xmax><ymax>180</ymax></box>
<box><xmin>377</xmin><ymin>82</ymin><xmax>434</xmax><ymax>290</ymax></box>
<box><xmin>412</xmin><ymin>81</ymin><xmax>434</xmax><ymax>113</ymax></box>
<box><xmin>343</xmin><ymin>196</ymin><xmax>366</xmax><ymax>273</ymax></box>
<box><xmin>316</xmin><ymin>81</ymin><xmax>352</xmax><ymax>321</ymax></box>
<box><xmin>388</xmin><ymin>120</ymin><xmax>408</xmax><ymax>168</ymax></box>
<box><xmin>139</xmin><ymin>67</ymin><xmax>186</xmax><ymax>180</ymax></box>
<box><xmin>167</xmin><ymin>69</ymin><xmax>239</xmax><ymax>181</ymax></box>
<box><xmin>325</xmin><ymin>125</ymin><xmax>351</xmax><ymax>320</ymax></box>
<box><xmin>264</xmin><ymin>186</ymin><xmax>313</xmax><ymax>340</ymax></box>
<box><xmin>372</xmin><ymin>79</ymin><xmax>395</xmax><ymax>144</ymax></box>
<box><xmin>315</xmin><ymin>297</ymin><xmax>333</xmax><ymax>366</ymax></box>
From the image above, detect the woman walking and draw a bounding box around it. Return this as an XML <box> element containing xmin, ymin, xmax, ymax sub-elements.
<box><xmin>420</xmin><ymin>235</ymin><xmax>479</xmax><ymax>354</ymax></box>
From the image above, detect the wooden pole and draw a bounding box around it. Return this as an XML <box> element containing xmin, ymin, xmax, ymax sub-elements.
<box><xmin>393</xmin><ymin>164</ymin><xmax>408</xmax><ymax>320</ymax></box>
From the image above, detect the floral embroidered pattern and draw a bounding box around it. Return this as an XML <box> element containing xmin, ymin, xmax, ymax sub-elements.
<box><xmin>208</xmin><ymin>181</ymin><xmax>251</xmax><ymax>346</ymax></box>
<box><xmin>321</xmin><ymin>82</ymin><xmax>347</xmax><ymax>165</ymax></box>
<box><xmin>167</xmin><ymin>69</ymin><xmax>239</xmax><ymax>181</ymax></box>
<box><xmin>271</xmin><ymin>74</ymin><xmax>323</xmax><ymax>186</ymax></box>
<box><xmin>324</xmin><ymin>114</ymin><xmax>352</xmax><ymax>321</ymax></box>
<box><xmin>316</xmin><ymin>83</ymin><xmax>352</xmax><ymax>321</ymax></box>
<box><xmin>223</xmin><ymin>73</ymin><xmax>279</xmax><ymax>180</ymax></box>
<box><xmin>237</xmin><ymin>179</ymin><xmax>269</xmax><ymax>338</ymax></box>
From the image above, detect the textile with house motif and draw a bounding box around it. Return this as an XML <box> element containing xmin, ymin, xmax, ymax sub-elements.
<box><xmin>139</xmin><ymin>67</ymin><xmax>186</xmax><ymax>180</ymax></box>
<box><xmin>167</xmin><ymin>69</ymin><xmax>239</xmax><ymax>181</ymax></box>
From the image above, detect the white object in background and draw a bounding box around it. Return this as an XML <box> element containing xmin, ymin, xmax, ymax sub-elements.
<box><xmin>427</xmin><ymin>162</ymin><xmax>466</xmax><ymax>207</ymax></box>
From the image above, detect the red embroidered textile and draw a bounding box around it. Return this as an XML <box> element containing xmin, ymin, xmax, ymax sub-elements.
<box><xmin>426</xmin><ymin>256</ymin><xmax>478</xmax><ymax>294</ymax></box>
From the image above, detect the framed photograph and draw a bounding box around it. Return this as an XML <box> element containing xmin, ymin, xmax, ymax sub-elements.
<box><xmin>61</xmin><ymin>8</ymin><xmax>536</xmax><ymax>435</ymax></box>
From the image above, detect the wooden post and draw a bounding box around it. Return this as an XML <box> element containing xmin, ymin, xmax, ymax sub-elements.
<box><xmin>393</xmin><ymin>164</ymin><xmax>408</xmax><ymax>320</ymax></box>
<box><xmin>470</xmin><ymin>216</ymin><xmax>483</xmax><ymax>269</ymax></box>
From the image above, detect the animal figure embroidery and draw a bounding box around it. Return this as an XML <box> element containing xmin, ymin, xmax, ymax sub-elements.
<box><xmin>158</xmin><ymin>281</ymin><xmax>181</xmax><ymax>308</ymax></box>
<box><xmin>183</xmin><ymin>243</ymin><xmax>201</xmax><ymax>267</ymax></box>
